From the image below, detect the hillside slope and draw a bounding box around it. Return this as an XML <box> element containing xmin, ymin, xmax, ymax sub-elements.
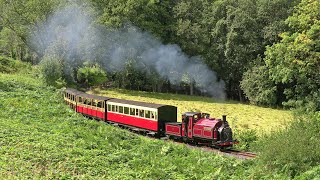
<box><xmin>0</xmin><ymin>65</ymin><xmax>295</xmax><ymax>178</ymax></box>
<box><xmin>91</xmin><ymin>89</ymin><xmax>292</xmax><ymax>134</ymax></box>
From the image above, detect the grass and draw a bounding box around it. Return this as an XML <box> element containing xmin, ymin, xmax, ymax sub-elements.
<box><xmin>0</xmin><ymin>62</ymin><xmax>296</xmax><ymax>179</ymax></box>
<box><xmin>1</xmin><ymin>59</ymin><xmax>319</xmax><ymax>178</ymax></box>
<box><xmin>90</xmin><ymin>88</ymin><xmax>293</xmax><ymax>134</ymax></box>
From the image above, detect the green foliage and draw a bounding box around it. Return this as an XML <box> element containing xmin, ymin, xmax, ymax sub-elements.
<box><xmin>234</xmin><ymin>129</ymin><xmax>258</xmax><ymax>151</ymax></box>
<box><xmin>241</xmin><ymin>62</ymin><xmax>277</xmax><ymax>106</ymax></box>
<box><xmin>263</xmin><ymin>0</ymin><xmax>320</xmax><ymax>111</ymax></box>
<box><xmin>39</xmin><ymin>56</ymin><xmax>64</xmax><ymax>87</ymax></box>
<box><xmin>0</xmin><ymin>0</ymin><xmax>62</xmax><ymax>61</ymax></box>
<box><xmin>0</xmin><ymin>55</ymin><xmax>30</xmax><ymax>73</ymax></box>
<box><xmin>254</xmin><ymin>113</ymin><xmax>320</xmax><ymax>177</ymax></box>
<box><xmin>97</xmin><ymin>0</ymin><xmax>176</xmax><ymax>41</ymax></box>
<box><xmin>55</xmin><ymin>77</ymin><xmax>67</xmax><ymax>89</ymax></box>
<box><xmin>171</xmin><ymin>0</ymin><xmax>298</xmax><ymax>99</ymax></box>
<box><xmin>0</xmin><ymin>72</ymin><xmax>292</xmax><ymax>179</ymax></box>
<box><xmin>77</xmin><ymin>62</ymin><xmax>107</xmax><ymax>87</ymax></box>
<box><xmin>0</xmin><ymin>0</ymin><xmax>301</xmax><ymax>100</ymax></box>
<box><xmin>296</xmin><ymin>165</ymin><xmax>320</xmax><ymax>179</ymax></box>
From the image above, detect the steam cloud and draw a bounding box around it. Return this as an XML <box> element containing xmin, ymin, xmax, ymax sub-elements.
<box><xmin>31</xmin><ymin>5</ymin><xmax>226</xmax><ymax>99</ymax></box>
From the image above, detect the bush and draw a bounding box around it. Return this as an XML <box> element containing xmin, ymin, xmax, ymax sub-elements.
<box><xmin>77</xmin><ymin>63</ymin><xmax>107</xmax><ymax>87</ymax></box>
<box><xmin>254</xmin><ymin>112</ymin><xmax>320</xmax><ymax>177</ymax></box>
<box><xmin>234</xmin><ymin>129</ymin><xmax>258</xmax><ymax>151</ymax></box>
<box><xmin>0</xmin><ymin>56</ymin><xmax>30</xmax><ymax>73</ymax></box>
<box><xmin>39</xmin><ymin>57</ymin><xmax>64</xmax><ymax>87</ymax></box>
<box><xmin>240</xmin><ymin>63</ymin><xmax>277</xmax><ymax>106</ymax></box>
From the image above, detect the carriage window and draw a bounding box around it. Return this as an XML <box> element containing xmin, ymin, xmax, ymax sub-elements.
<box><xmin>119</xmin><ymin>106</ymin><xmax>123</xmax><ymax>113</ymax></box>
<box><xmin>87</xmin><ymin>99</ymin><xmax>92</xmax><ymax>106</ymax></box>
<box><xmin>84</xmin><ymin>99</ymin><xmax>87</xmax><ymax>105</ymax></box>
<box><xmin>139</xmin><ymin>109</ymin><xmax>145</xmax><ymax>117</ymax></box>
<box><xmin>135</xmin><ymin>109</ymin><xmax>139</xmax><ymax>116</ymax></box>
<box><xmin>124</xmin><ymin>107</ymin><xmax>129</xmax><ymax>114</ymax></box>
<box><xmin>145</xmin><ymin>111</ymin><xmax>151</xmax><ymax>118</ymax></box>
<box><xmin>102</xmin><ymin>102</ymin><xmax>105</xmax><ymax>108</ymax></box>
<box><xmin>151</xmin><ymin>112</ymin><xmax>156</xmax><ymax>119</ymax></box>
<box><xmin>130</xmin><ymin>108</ymin><xmax>135</xmax><ymax>115</ymax></box>
<box><xmin>115</xmin><ymin>106</ymin><xmax>118</xmax><ymax>112</ymax></box>
<box><xmin>108</xmin><ymin>104</ymin><xmax>111</xmax><ymax>111</ymax></box>
<box><xmin>112</xmin><ymin>105</ymin><xmax>115</xmax><ymax>112</ymax></box>
<box><xmin>79</xmin><ymin>97</ymin><xmax>82</xmax><ymax>103</ymax></box>
<box><xmin>92</xmin><ymin>101</ymin><xmax>97</xmax><ymax>107</ymax></box>
<box><xmin>97</xmin><ymin>101</ymin><xmax>102</xmax><ymax>108</ymax></box>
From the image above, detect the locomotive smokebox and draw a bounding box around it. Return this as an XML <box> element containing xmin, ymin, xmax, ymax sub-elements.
<box><xmin>222</xmin><ymin>115</ymin><xmax>227</xmax><ymax>122</ymax></box>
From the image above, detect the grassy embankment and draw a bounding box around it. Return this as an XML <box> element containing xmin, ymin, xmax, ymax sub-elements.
<box><xmin>91</xmin><ymin>88</ymin><xmax>292</xmax><ymax>134</ymax></box>
<box><xmin>0</xmin><ymin>58</ymin><xmax>297</xmax><ymax>178</ymax></box>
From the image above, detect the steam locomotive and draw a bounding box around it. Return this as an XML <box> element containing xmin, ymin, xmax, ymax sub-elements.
<box><xmin>64</xmin><ymin>88</ymin><xmax>238</xmax><ymax>148</ymax></box>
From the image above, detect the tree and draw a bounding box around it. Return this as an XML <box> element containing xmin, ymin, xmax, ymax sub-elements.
<box><xmin>97</xmin><ymin>0</ymin><xmax>176</xmax><ymax>42</ymax></box>
<box><xmin>77</xmin><ymin>62</ymin><xmax>107</xmax><ymax>87</ymax></box>
<box><xmin>262</xmin><ymin>0</ymin><xmax>320</xmax><ymax>111</ymax></box>
<box><xmin>240</xmin><ymin>61</ymin><xmax>277</xmax><ymax>106</ymax></box>
<box><xmin>39</xmin><ymin>56</ymin><xmax>63</xmax><ymax>87</ymax></box>
<box><xmin>172</xmin><ymin>0</ymin><xmax>298</xmax><ymax>100</ymax></box>
<box><xmin>0</xmin><ymin>0</ymin><xmax>61</xmax><ymax>61</ymax></box>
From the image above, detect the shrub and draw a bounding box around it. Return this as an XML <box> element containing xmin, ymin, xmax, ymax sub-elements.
<box><xmin>234</xmin><ymin>129</ymin><xmax>258</xmax><ymax>151</ymax></box>
<box><xmin>0</xmin><ymin>56</ymin><xmax>30</xmax><ymax>73</ymax></box>
<box><xmin>254</xmin><ymin>112</ymin><xmax>320</xmax><ymax>177</ymax></box>
<box><xmin>39</xmin><ymin>57</ymin><xmax>64</xmax><ymax>87</ymax></box>
<box><xmin>77</xmin><ymin>63</ymin><xmax>107</xmax><ymax>87</ymax></box>
<box><xmin>240</xmin><ymin>63</ymin><xmax>277</xmax><ymax>106</ymax></box>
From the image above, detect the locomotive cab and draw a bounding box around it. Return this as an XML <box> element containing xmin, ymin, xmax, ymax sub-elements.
<box><xmin>181</xmin><ymin>112</ymin><xmax>202</xmax><ymax>138</ymax></box>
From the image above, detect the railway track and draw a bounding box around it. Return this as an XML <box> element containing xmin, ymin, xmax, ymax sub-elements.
<box><xmin>222</xmin><ymin>150</ymin><xmax>257</xmax><ymax>159</ymax></box>
<box><xmin>160</xmin><ymin>136</ymin><xmax>257</xmax><ymax>160</ymax></box>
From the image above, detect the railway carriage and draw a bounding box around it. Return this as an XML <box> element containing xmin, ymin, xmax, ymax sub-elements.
<box><xmin>64</xmin><ymin>88</ymin><xmax>83</xmax><ymax>110</ymax></box>
<box><xmin>75</xmin><ymin>93</ymin><xmax>112</xmax><ymax>120</ymax></box>
<box><xmin>106</xmin><ymin>99</ymin><xmax>177</xmax><ymax>135</ymax></box>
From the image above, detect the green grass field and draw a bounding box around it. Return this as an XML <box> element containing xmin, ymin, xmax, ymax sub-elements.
<box><xmin>0</xmin><ymin>64</ymin><xmax>298</xmax><ymax>178</ymax></box>
<box><xmin>90</xmin><ymin>88</ymin><xmax>293</xmax><ymax>134</ymax></box>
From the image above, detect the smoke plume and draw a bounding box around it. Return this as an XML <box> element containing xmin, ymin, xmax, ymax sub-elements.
<box><xmin>31</xmin><ymin>5</ymin><xmax>226</xmax><ymax>99</ymax></box>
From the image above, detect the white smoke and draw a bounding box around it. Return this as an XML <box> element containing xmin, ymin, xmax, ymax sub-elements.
<box><xmin>31</xmin><ymin>5</ymin><xmax>226</xmax><ymax>99</ymax></box>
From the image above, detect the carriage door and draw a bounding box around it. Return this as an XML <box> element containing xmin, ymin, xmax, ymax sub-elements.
<box><xmin>187</xmin><ymin>116</ymin><xmax>193</xmax><ymax>138</ymax></box>
<box><xmin>182</xmin><ymin>115</ymin><xmax>187</xmax><ymax>137</ymax></box>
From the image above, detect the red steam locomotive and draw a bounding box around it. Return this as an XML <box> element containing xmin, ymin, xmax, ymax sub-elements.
<box><xmin>64</xmin><ymin>88</ymin><xmax>238</xmax><ymax>148</ymax></box>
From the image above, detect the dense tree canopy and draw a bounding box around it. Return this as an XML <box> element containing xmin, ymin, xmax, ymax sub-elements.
<box><xmin>265</xmin><ymin>0</ymin><xmax>320</xmax><ymax>111</ymax></box>
<box><xmin>242</xmin><ymin>0</ymin><xmax>320</xmax><ymax>111</ymax></box>
<box><xmin>0</xmin><ymin>0</ymin><xmax>61</xmax><ymax>62</ymax></box>
<box><xmin>1</xmin><ymin>0</ymin><xmax>319</xmax><ymax>109</ymax></box>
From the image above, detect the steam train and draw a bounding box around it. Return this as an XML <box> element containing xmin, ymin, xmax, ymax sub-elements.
<box><xmin>64</xmin><ymin>88</ymin><xmax>238</xmax><ymax>148</ymax></box>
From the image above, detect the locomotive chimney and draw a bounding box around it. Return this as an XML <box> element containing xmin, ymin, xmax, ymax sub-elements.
<box><xmin>222</xmin><ymin>115</ymin><xmax>227</xmax><ymax>122</ymax></box>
